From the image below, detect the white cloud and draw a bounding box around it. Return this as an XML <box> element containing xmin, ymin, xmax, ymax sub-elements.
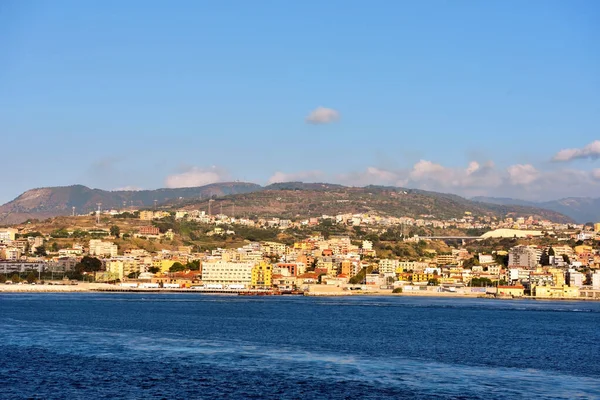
<box><xmin>305</xmin><ymin>107</ymin><xmax>340</xmax><ymax>124</ymax></box>
<box><xmin>268</xmin><ymin>170</ymin><xmax>323</xmax><ymax>184</ymax></box>
<box><xmin>337</xmin><ymin>160</ymin><xmax>501</xmax><ymax>195</ymax></box>
<box><xmin>112</xmin><ymin>186</ymin><xmax>142</xmax><ymax>191</ymax></box>
<box><xmin>552</xmin><ymin>140</ymin><xmax>600</xmax><ymax>162</ymax></box>
<box><xmin>466</xmin><ymin>161</ymin><xmax>480</xmax><ymax>175</ymax></box>
<box><xmin>409</xmin><ymin>160</ymin><xmax>447</xmax><ymax>180</ymax></box>
<box><xmin>365</xmin><ymin>167</ymin><xmax>398</xmax><ymax>182</ymax></box>
<box><xmin>335</xmin><ymin>160</ymin><xmax>600</xmax><ymax>199</ymax></box>
<box><xmin>507</xmin><ymin>164</ymin><xmax>540</xmax><ymax>185</ymax></box>
<box><xmin>165</xmin><ymin>166</ymin><xmax>229</xmax><ymax>188</ymax></box>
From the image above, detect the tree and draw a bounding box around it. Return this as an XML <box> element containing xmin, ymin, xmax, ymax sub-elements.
<box><xmin>110</xmin><ymin>225</ymin><xmax>121</xmax><ymax>238</ymax></box>
<box><xmin>471</xmin><ymin>277</ymin><xmax>493</xmax><ymax>287</ymax></box>
<box><xmin>51</xmin><ymin>228</ymin><xmax>70</xmax><ymax>238</ymax></box>
<box><xmin>185</xmin><ymin>260</ymin><xmax>200</xmax><ymax>271</ymax></box>
<box><xmin>10</xmin><ymin>274</ymin><xmax>20</xmax><ymax>283</ymax></box>
<box><xmin>148</xmin><ymin>267</ymin><xmax>160</xmax><ymax>274</ymax></box>
<box><xmin>462</xmin><ymin>257</ymin><xmax>479</xmax><ymax>269</ymax></box>
<box><xmin>317</xmin><ymin>273</ymin><xmax>327</xmax><ymax>284</ymax></box>
<box><xmin>169</xmin><ymin>262</ymin><xmax>186</xmax><ymax>272</ymax></box>
<box><xmin>50</xmin><ymin>242</ymin><xmax>59</xmax><ymax>252</ymax></box>
<box><xmin>127</xmin><ymin>272</ymin><xmax>139</xmax><ymax>279</ymax></box>
<box><xmin>428</xmin><ymin>278</ymin><xmax>439</xmax><ymax>286</ymax></box>
<box><xmin>0</xmin><ymin>275</ymin><xmax>6</xmax><ymax>283</ymax></box>
<box><xmin>539</xmin><ymin>250</ymin><xmax>550</xmax><ymax>266</ymax></box>
<box><xmin>562</xmin><ymin>254</ymin><xmax>571</xmax><ymax>264</ymax></box>
<box><xmin>26</xmin><ymin>272</ymin><xmax>37</xmax><ymax>284</ymax></box>
<box><xmin>34</xmin><ymin>245</ymin><xmax>47</xmax><ymax>257</ymax></box>
<box><xmin>548</xmin><ymin>246</ymin><xmax>555</xmax><ymax>256</ymax></box>
<box><xmin>495</xmin><ymin>253</ymin><xmax>509</xmax><ymax>267</ymax></box>
<box><xmin>75</xmin><ymin>256</ymin><xmax>103</xmax><ymax>273</ymax></box>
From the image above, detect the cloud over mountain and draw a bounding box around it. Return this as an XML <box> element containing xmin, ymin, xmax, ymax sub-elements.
<box><xmin>335</xmin><ymin>159</ymin><xmax>600</xmax><ymax>200</ymax></box>
<box><xmin>165</xmin><ymin>166</ymin><xmax>229</xmax><ymax>188</ymax></box>
<box><xmin>268</xmin><ymin>170</ymin><xmax>324</xmax><ymax>184</ymax></box>
<box><xmin>552</xmin><ymin>140</ymin><xmax>600</xmax><ymax>162</ymax></box>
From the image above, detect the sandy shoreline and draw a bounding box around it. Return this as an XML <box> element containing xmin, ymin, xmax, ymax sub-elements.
<box><xmin>1</xmin><ymin>284</ymin><xmax>597</xmax><ymax>300</ymax></box>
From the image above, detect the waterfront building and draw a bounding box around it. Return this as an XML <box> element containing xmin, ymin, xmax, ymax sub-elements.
<box><xmin>251</xmin><ymin>261</ymin><xmax>272</xmax><ymax>288</ymax></box>
<box><xmin>497</xmin><ymin>285</ymin><xmax>525</xmax><ymax>297</ymax></box>
<box><xmin>201</xmin><ymin>261</ymin><xmax>255</xmax><ymax>286</ymax></box>
<box><xmin>378</xmin><ymin>259</ymin><xmax>399</xmax><ymax>275</ymax></box>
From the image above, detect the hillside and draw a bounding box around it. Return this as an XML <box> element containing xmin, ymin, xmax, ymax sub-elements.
<box><xmin>173</xmin><ymin>184</ymin><xmax>573</xmax><ymax>223</ymax></box>
<box><xmin>1</xmin><ymin>182</ymin><xmax>575</xmax><ymax>225</ymax></box>
<box><xmin>0</xmin><ymin>183</ymin><xmax>261</xmax><ymax>225</ymax></box>
<box><xmin>472</xmin><ymin>196</ymin><xmax>599</xmax><ymax>224</ymax></box>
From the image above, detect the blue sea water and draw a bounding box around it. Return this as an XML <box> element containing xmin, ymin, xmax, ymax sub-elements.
<box><xmin>1</xmin><ymin>294</ymin><xmax>599</xmax><ymax>399</ymax></box>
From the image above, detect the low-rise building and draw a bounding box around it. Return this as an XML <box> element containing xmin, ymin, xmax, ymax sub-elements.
<box><xmin>497</xmin><ymin>285</ymin><xmax>525</xmax><ymax>297</ymax></box>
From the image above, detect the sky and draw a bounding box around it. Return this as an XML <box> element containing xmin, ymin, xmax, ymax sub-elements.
<box><xmin>1</xmin><ymin>0</ymin><xmax>599</xmax><ymax>204</ymax></box>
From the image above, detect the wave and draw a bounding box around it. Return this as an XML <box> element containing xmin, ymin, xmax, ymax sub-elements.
<box><xmin>1</xmin><ymin>320</ymin><xmax>598</xmax><ymax>399</ymax></box>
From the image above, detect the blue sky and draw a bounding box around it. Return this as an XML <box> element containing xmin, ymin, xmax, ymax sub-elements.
<box><xmin>1</xmin><ymin>0</ymin><xmax>599</xmax><ymax>203</ymax></box>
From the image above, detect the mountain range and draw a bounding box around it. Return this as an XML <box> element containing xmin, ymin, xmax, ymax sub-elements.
<box><xmin>0</xmin><ymin>183</ymin><xmax>260</xmax><ymax>225</ymax></box>
<box><xmin>472</xmin><ymin>197</ymin><xmax>599</xmax><ymax>224</ymax></box>
<box><xmin>0</xmin><ymin>182</ymin><xmax>579</xmax><ymax>225</ymax></box>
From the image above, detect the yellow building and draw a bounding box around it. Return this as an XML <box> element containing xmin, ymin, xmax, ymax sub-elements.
<box><xmin>316</xmin><ymin>259</ymin><xmax>335</xmax><ymax>276</ymax></box>
<box><xmin>251</xmin><ymin>261</ymin><xmax>272</xmax><ymax>288</ymax></box>
<box><xmin>139</xmin><ymin>211</ymin><xmax>154</xmax><ymax>221</ymax></box>
<box><xmin>411</xmin><ymin>273</ymin><xmax>438</xmax><ymax>282</ymax></box>
<box><xmin>293</xmin><ymin>241</ymin><xmax>314</xmax><ymax>251</ymax></box>
<box><xmin>594</xmin><ymin>223</ymin><xmax>600</xmax><ymax>233</ymax></box>
<box><xmin>547</xmin><ymin>268</ymin><xmax>565</xmax><ymax>287</ymax></box>
<box><xmin>340</xmin><ymin>260</ymin><xmax>354</xmax><ymax>277</ymax></box>
<box><xmin>574</xmin><ymin>245</ymin><xmax>593</xmax><ymax>254</ymax></box>
<box><xmin>107</xmin><ymin>259</ymin><xmax>141</xmax><ymax>280</ymax></box>
<box><xmin>435</xmin><ymin>254</ymin><xmax>457</xmax><ymax>266</ymax></box>
<box><xmin>262</xmin><ymin>241</ymin><xmax>287</xmax><ymax>255</ymax></box>
<box><xmin>533</xmin><ymin>285</ymin><xmax>580</xmax><ymax>298</ymax></box>
<box><xmin>152</xmin><ymin>259</ymin><xmax>176</xmax><ymax>273</ymax></box>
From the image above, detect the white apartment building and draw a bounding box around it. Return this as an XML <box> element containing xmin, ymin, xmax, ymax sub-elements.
<box><xmin>0</xmin><ymin>261</ymin><xmax>45</xmax><ymax>273</ymax></box>
<box><xmin>508</xmin><ymin>268</ymin><xmax>531</xmax><ymax>283</ymax></box>
<box><xmin>0</xmin><ymin>228</ymin><xmax>18</xmax><ymax>242</ymax></box>
<box><xmin>378</xmin><ymin>259</ymin><xmax>398</xmax><ymax>275</ymax></box>
<box><xmin>508</xmin><ymin>246</ymin><xmax>541</xmax><ymax>269</ymax></box>
<box><xmin>566</xmin><ymin>270</ymin><xmax>585</xmax><ymax>288</ymax></box>
<box><xmin>89</xmin><ymin>239</ymin><xmax>118</xmax><ymax>257</ymax></box>
<box><xmin>478</xmin><ymin>254</ymin><xmax>494</xmax><ymax>264</ymax></box>
<box><xmin>4</xmin><ymin>247</ymin><xmax>21</xmax><ymax>261</ymax></box>
<box><xmin>592</xmin><ymin>272</ymin><xmax>600</xmax><ymax>290</ymax></box>
<box><xmin>201</xmin><ymin>261</ymin><xmax>255</xmax><ymax>285</ymax></box>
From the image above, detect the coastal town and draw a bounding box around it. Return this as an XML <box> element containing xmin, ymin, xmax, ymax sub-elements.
<box><xmin>1</xmin><ymin>206</ymin><xmax>599</xmax><ymax>299</ymax></box>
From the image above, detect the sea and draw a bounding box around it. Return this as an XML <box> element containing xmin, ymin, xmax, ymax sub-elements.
<box><xmin>1</xmin><ymin>294</ymin><xmax>599</xmax><ymax>399</ymax></box>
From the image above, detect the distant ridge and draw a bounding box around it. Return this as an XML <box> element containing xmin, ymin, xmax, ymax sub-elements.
<box><xmin>472</xmin><ymin>196</ymin><xmax>599</xmax><ymax>224</ymax></box>
<box><xmin>0</xmin><ymin>182</ymin><xmax>261</xmax><ymax>224</ymax></box>
<box><xmin>170</xmin><ymin>184</ymin><xmax>573</xmax><ymax>224</ymax></box>
<box><xmin>0</xmin><ymin>182</ymin><xmax>576</xmax><ymax>225</ymax></box>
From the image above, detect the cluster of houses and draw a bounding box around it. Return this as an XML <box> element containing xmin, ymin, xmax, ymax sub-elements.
<box><xmin>2</xmin><ymin>221</ymin><xmax>600</xmax><ymax>298</ymax></box>
<box><xmin>134</xmin><ymin>208</ymin><xmax>590</xmax><ymax>234</ymax></box>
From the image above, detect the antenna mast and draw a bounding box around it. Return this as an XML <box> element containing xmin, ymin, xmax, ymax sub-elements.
<box><xmin>96</xmin><ymin>203</ymin><xmax>102</xmax><ymax>224</ymax></box>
